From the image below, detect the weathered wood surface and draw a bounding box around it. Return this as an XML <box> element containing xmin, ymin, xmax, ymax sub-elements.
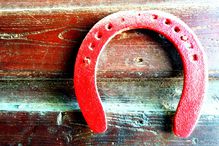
<box><xmin>0</xmin><ymin>78</ymin><xmax>219</xmax><ymax>145</ymax></box>
<box><xmin>0</xmin><ymin>1</ymin><xmax>219</xmax><ymax>78</ymax></box>
<box><xmin>0</xmin><ymin>0</ymin><xmax>219</xmax><ymax>145</ymax></box>
<box><xmin>1</xmin><ymin>111</ymin><xmax>219</xmax><ymax>145</ymax></box>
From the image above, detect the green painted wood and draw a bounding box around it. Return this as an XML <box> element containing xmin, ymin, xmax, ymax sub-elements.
<box><xmin>0</xmin><ymin>78</ymin><xmax>218</xmax><ymax>115</ymax></box>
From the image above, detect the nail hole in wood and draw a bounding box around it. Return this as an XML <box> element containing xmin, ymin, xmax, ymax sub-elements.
<box><xmin>134</xmin><ymin>57</ymin><xmax>144</xmax><ymax>64</ymax></box>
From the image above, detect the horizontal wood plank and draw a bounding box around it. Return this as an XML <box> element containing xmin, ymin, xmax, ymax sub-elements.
<box><xmin>0</xmin><ymin>3</ymin><xmax>218</xmax><ymax>78</ymax></box>
<box><xmin>0</xmin><ymin>111</ymin><xmax>219</xmax><ymax>145</ymax></box>
<box><xmin>0</xmin><ymin>78</ymin><xmax>218</xmax><ymax>145</ymax></box>
<box><xmin>0</xmin><ymin>78</ymin><xmax>218</xmax><ymax>114</ymax></box>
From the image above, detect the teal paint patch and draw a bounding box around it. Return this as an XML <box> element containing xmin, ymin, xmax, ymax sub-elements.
<box><xmin>0</xmin><ymin>102</ymin><xmax>79</xmax><ymax>112</ymax></box>
<box><xmin>0</xmin><ymin>78</ymin><xmax>218</xmax><ymax>114</ymax></box>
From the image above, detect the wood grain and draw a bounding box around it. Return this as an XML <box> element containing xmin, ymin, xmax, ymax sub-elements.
<box><xmin>0</xmin><ymin>111</ymin><xmax>219</xmax><ymax>145</ymax></box>
<box><xmin>0</xmin><ymin>2</ymin><xmax>218</xmax><ymax>78</ymax></box>
<box><xmin>0</xmin><ymin>78</ymin><xmax>218</xmax><ymax>145</ymax></box>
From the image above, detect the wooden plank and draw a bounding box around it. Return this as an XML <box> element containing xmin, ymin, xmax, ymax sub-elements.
<box><xmin>0</xmin><ymin>111</ymin><xmax>194</xmax><ymax>145</ymax></box>
<box><xmin>0</xmin><ymin>0</ymin><xmax>218</xmax><ymax>9</ymax></box>
<box><xmin>1</xmin><ymin>78</ymin><xmax>218</xmax><ymax>145</ymax></box>
<box><xmin>0</xmin><ymin>78</ymin><xmax>218</xmax><ymax>114</ymax></box>
<box><xmin>0</xmin><ymin>110</ymin><xmax>219</xmax><ymax>145</ymax></box>
<box><xmin>0</xmin><ymin>2</ymin><xmax>218</xmax><ymax>78</ymax></box>
<box><xmin>0</xmin><ymin>78</ymin><xmax>219</xmax><ymax>145</ymax></box>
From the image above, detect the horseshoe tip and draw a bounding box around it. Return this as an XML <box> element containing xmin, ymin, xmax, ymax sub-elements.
<box><xmin>91</xmin><ymin>122</ymin><xmax>107</xmax><ymax>134</ymax></box>
<box><xmin>173</xmin><ymin>128</ymin><xmax>191</xmax><ymax>138</ymax></box>
<box><xmin>173</xmin><ymin>117</ymin><xmax>194</xmax><ymax>138</ymax></box>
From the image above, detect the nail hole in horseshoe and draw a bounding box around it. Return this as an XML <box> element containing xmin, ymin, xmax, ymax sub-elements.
<box><xmin>174</xmin><ymin>26</ymin><xmax>180</xmax><ymax>33</ymax></box>
<box><xmin>193</xmin><ymin>54</ymin><xmax>198</xmax><ymax>61</ymax></box>
<box><xmin>106</xmin><ymin>23</ymin><xmax>113</xmax><ymax>30</ymax></box>
<box><xmin>89</xmin><ymin>43</ymin><xmax>95</xmax><ymax>50</ymax></box>
<box><xmin>95</xmin><ymin>32</ymin><xmax>102</xmax><ymax>40</ymax></box>
<box><xmin>184</xmin><ymin>42</ymin><xmax>193</xmax><ymax>49</ymax></box>
<box><xmin>83</xmin><ymin>57</ymin><xmax>91</xmax><ymax>65</ymax></box>
<box><xmin>164</xmin><ymin>19</ymin><xmax>171</xmax><ymax>25</ymax></box>
<box><xmin>152</xmin><ymin>14</ymin><xmax>158</xmax><ymax>19</ymax></box>
<box><xmin>181</xmin><ymin>35</ymin><xmax>188</xmax><ymax>41</ymax></box>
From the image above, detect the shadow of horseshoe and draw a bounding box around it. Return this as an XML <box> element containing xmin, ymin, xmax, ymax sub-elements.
<box><xmin>74</xmin><ymin>10</ymin><xmax>208</xmax><ymax>138</ymax></box>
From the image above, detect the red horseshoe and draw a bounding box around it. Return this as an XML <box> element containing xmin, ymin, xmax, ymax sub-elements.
<box><xmin>74</xmin><ymin>10</ymin><xmax>208</xmax><ymax>138</ymax></box>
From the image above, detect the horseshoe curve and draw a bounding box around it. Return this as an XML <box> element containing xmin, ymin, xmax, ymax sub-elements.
<box><xmin>74</xmin><ymin>10</ymin><xmax>208</xmax><ymax>138</ymax></box>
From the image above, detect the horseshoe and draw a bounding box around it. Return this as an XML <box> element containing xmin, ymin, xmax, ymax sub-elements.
<box><xmin>74</xmin><ymin>10</ymin><xmax>208</xmax><ymax>138</ymax></box>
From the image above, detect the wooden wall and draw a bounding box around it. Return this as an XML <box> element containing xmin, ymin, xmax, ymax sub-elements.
<box><xmin>0</xmin><ymin>0</ymin><xmax>219</xmax><ymax>145</ymax></box>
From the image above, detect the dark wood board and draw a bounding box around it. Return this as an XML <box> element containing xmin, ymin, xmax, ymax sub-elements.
<box><xmin>0</xmin><ymin>1</ymin><xmax>218</xmax><ymax>78</ymax></box>
<box><xmin>0</xmin><ymin>78</ymin><xmax>219</xmax><ymax>145</ymax></box>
